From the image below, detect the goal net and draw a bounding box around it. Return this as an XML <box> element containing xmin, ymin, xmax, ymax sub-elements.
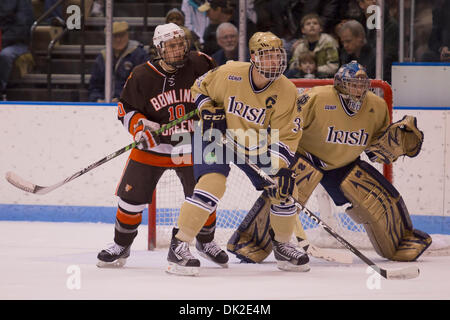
<box><xmin>147</xmin><ymin>79</ymin><xmax>393</xmax><ymax>250</ymax></box>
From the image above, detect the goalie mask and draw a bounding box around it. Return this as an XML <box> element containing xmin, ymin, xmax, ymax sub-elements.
<box><xmin>153</xmin><ymin>23</ymin><xmax>189</xmax><ymax>69</ymax></box>
<box><xmin>334</xmin><ymin>61</ymin><xmax>370</xmax><ymax>113</ymax></box>
<box><xmin>249</xmin><ymin>32</ymin><xmax>287</xmax><ymax>81</ymax></box>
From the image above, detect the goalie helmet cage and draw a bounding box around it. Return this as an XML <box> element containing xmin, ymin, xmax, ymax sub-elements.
<box><xmin>147</xmin><ymin>79</ymin><xmax>393</xmax><ymax>250</ymax></box>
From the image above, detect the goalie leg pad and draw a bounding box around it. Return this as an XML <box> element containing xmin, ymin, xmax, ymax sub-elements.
<box><xmin>391</xmin><ymin>228</ymin><xmax>432</xmax><ymax>261</ymax></box>
<box><xmin>292</xmin><ymin>154</ymin><xmax>323</xmax><ymax>205</ymax></box>
<box><xmin>227</xmin><ymin>154</ymin><xmax>323</xmax><ymax>263</ymax></box>
<box><xmin>340</xmin><ymin>159</ymin><xmax>431</xmax><ymax>261</ymax></box>
<box><xmin>227</xmin><ymin>194</ymin><xmax>273</xmax><ymax>263</ymax></box>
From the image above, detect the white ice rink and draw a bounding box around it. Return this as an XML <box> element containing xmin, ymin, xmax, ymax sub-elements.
<box><xmin>1</xmin><ymin>221</ymin><xmax>449</xmax><ymax>301</ymax></box>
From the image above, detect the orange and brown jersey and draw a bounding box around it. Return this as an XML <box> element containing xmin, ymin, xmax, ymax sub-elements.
<box><xmin>118</xmin><ymin>51</ymin><xmax>216</xmax><ymax>167</ymax></box>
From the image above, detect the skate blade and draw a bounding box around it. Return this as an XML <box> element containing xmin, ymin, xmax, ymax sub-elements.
<box><xmin>197</xmin><ymin>251</ymin><xmax>229</xmax><ymax>268</ymax></box>
<box><xmin>166</xmin><ymin>262</ymin><xmax>200</xmax><ymax>276</ymax></box>
<box><xmin>276</xmin><ymin>261</ymin><xmax>310</xmax><ymax>272</ymax></box>
<box><xmin>96</xmin><ymin>258</ymin><xmax>127</xmax><ymax>268</ymax></box>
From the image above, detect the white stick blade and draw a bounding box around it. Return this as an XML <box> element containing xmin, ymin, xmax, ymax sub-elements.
<box><xmin>309</xmin><ymin>246</ymin><xmax>353</xmax><ymax>264</ymax></box>
<box><xmin>387</xmin><ymin>266</ymin><xmax>420</xmax><ymax>280</ymax></box>
<box><xmin>5</xmin><ymin>171</ymin><xmax>36</xmax><ymax>193</ymax></box>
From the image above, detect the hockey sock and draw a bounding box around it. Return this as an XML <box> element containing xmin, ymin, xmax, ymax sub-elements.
<box><xmin>177</xmin><ymin>173</ymin><xmax>226</xmax><ymax>242</ymax></box>
<box><xmin>196</xmin><ymin>211</ymin><xmax>217</xmax><ymax>243</ymax></box>
<box><xmin>270</xmin><ymin>211</ymin><xmax>297</xmax><ymax>243</ymax></box>
<box><xmin>114</xmin><ymin>199</ymin><xmax>146</xmax><ymax>247</ymax></box>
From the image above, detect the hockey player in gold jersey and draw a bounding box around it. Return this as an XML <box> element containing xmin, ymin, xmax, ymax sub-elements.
<box><xmin>228</xmin><ymin>61</ymin><xmax>432</xmax><ymax>264</ymax></box>
<box><xmin>166</xmin><ymin>32</ymin><xmax>310</xmax><ymax>276</ymax></box>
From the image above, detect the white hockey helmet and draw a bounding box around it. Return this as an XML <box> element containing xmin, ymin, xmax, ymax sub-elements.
<box><xmin>153</xmin><ymin>23</ymin><xmax>189</xmax><ymax>68</ymax></box>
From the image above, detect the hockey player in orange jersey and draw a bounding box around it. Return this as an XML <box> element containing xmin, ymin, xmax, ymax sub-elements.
<box><xmin>96</xmin><ymin>23</ymin><xmax>226</xmax><ymax>268</ymax></box>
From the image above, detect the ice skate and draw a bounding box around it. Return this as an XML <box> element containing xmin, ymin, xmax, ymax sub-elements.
<box><xmin>167</xmin><ymin>228</ymin><xmax>200</xmax><ymax>276</ymax></box>
<box><xmin>196</xmin><ymin>240</ymin><xmax>229</xmax><ymax>268</ymax></box>
<box><xmin>97</xmin><ymin>243</ymin><xmax>130</xmax><ymax>268</ymax></box>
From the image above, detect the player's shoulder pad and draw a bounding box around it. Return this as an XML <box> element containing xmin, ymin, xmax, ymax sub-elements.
<box><xmin>189</xmin><ymin>50</ymin><xmax>215</xmax><ymax>66</ymax></box>
<box><xmin>295</xmin><ymin>85</ymin><xmax>321</xmax><ymax>108</ymax></box>
<box><xmin>365</xmin><ymin>90</ymin><xmax>388</xmax><ymax>106</ymax></box>
<box><xmin>141</xmin><ymin>60</ymin><xmax>166</xmax><ymax>78</ymax></box>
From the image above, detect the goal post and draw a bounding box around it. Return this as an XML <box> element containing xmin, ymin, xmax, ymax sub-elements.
<box><xmin>147</xmin><ymin>79</ymin><xmax>394</xmax><ymax>250</ymax></box>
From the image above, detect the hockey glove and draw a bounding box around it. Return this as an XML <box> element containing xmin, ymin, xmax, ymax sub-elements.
<box><xmin>265</xmin><ymin>168</ymin><xmax>296</xmax><ymax>205</ymax></box>
<box><xmin>133</xmin><ymin>118</ymin><xmax>161</xmax><ymax>150</ymax></box>
<box><xmin>366</xmin><ymin>115</ymin><xmax>424</xmax><ymax>164</ymax></box>
<box><xmin>201</xmin><ymin>108</ymin><xmax>227</xmax><ymax>141</ymax></box>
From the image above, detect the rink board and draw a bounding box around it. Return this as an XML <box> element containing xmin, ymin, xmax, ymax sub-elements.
<box><xmin>0</xmin><ymin>102</ymin><xmax>449</xmax><ymax>235</ymax></box>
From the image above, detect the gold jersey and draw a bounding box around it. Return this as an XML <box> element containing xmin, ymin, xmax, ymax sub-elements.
<box><xmin>297</xmin><ymin>85</ymin><xmax>390</xmax><ymax>170</ymax></box>
<box><xmin>191</xmin><ymin>61</ymin><xmax>303</xmax><ymax>169</ymax></box>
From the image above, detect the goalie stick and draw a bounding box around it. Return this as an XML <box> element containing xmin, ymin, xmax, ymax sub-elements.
<box><xmin>294</xmin><ymin>218</ymin><xmax>353</xmax><ymax>264</ymax></box>
<box><xmin>222</xmin><ymin>136</ymin><xmax>419</xmax><ymax>280</ymax></box>
<box><xmin>5</xmin><ymin>109</ymin><xmax>199</xmax><ymax>195</ymax></box>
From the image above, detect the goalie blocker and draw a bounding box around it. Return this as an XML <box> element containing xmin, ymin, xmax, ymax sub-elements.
<box><xmin>228</xmin><ymin>155</ymin><xmax>432</xmax><ymax>262</ymax></box>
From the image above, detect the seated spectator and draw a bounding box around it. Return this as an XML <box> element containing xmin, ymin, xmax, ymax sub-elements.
<box><xmin>357</xmin><ymin>0</ymin><xmax>398</xmax><ymax>82</ymax></box>
<box><xmin>212</xmin><ymin>22</ymin><xmax>249</xmax><ymax>65</ymax></box>
<box><xmin>289</xmin><ymin>13</ymin><xmax>339</xmax><ymax>79</ymax></box>
<box><xmin>165</xmin><ymin>8</ymin><xmax>202</xmax><ymax>52</ymax></box>
<box><xmin>422</xmin><ymin>0</ymin><xmax>450</xmax><ymax>62</ymax></box>
<box><xmin>285</xmin><ymin>51</ymin><xmax>318</xmax><ymax>79</ymax></box>
<box><xmin>198</xmin><ymin>0</ymin><xmax>235</xmax><ymax>55</ymax></box>
<box><xmin>337</xmin><ymin>19</ymin><xmax>376</xmax><ymax>78</ymax></box>
<box><xmin>301</xmin><ymin>0</ymin><xmax>340</xmax><ymax>35</ymax></box>
<box><xmin>88</xmin><ymin>21</ymin><xmax>150</xmax><ymax>102</ymax></box>
<box><xmin>0</xmin><ymin>0</ymin><xmax>34</xmax><ymax>99</ymax></box>
<box><xmin>181</xmin><ymin>0</ymin><xmax>209</xmax><ymax>45</ymax></box>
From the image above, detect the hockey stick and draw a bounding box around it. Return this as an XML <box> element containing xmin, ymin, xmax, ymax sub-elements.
<box><xmin>222</xmin><ymin>136</ymin><xmax>419</xmax><ymax>280</ymax></box>
<box><xmin>5</xmin><ymin>109</ymin><xmax>199</xmax><ymax>195</ymax></box>
<box><xmin>294</xmin><ymin>218</ymin><xmax>353</xmax><ymax>264</ymax></box>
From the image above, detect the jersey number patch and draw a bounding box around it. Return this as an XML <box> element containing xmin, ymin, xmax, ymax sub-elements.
<box><xmin>292</xmin><ymin>117</ymin><xmax>301</xmax><ymax>133</ymax></box>
<box><xmin>168</xmin><ymin>104</ymin><xmax>186</xmax><ymax>121</ymax></box>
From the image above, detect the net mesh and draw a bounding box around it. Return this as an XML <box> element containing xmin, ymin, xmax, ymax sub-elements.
<box><xmin>152</xmin><ymin>162</ymin><xmax>374</xmax><ymax>249</ymax></box>
<box><xmin>151</xmin><ymin>80</ymin><xmax>392</xmax><ymax>249</ymax></box>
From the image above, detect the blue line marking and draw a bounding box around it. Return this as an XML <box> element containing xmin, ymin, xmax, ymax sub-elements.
<box><xmin>0</xmin><ymin>204</ymin><xmax>449</xmax><ymax>235</ymax></box>
<box><xmin>394</xmin><ymin>106</ymin><xmax>450</xmax><ymax>110</ymax></box>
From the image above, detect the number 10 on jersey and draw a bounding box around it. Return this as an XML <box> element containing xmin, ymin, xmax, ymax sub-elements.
<box><xmin>168</xmin><ymin>104</ymin><xmax>186</xmax><ymax>121</ymax></box>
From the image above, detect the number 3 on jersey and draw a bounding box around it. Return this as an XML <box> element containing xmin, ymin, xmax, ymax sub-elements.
<box><xmin>293</xmin><ymin>117</ymin><xmax>302</xmax><ymax>133</ymax></box>
<box><xmin>168</xmin><ymin>104</ymin><xmax>186</xmax><ymax>121</ymax></box>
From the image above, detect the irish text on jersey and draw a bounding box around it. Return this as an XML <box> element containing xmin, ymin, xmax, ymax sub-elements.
<box><xmin>326</xmin><ymin>126</ymin><xmax>369</xmax><ymax>146</ymax></box>
<box><xmin>227</xmin><ymin>96</ymin><xmax>266</xmax><ymax>125</ymax></box>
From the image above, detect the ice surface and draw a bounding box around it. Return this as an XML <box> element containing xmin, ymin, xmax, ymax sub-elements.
<box><xmin>1</xmin><ymin>221</ymin><xmax>449</xmax><ymax>300</ymax></box>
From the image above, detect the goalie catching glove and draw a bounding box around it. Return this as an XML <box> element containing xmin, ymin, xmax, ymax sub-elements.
<box><xmin>133</xmin><ymin>118</ymin><xmax>161</xmax><ymax>150</ymax></box>
<box><xmin>366</xmin><ymin>115</ymin><xmax>424</xmax><ymax>164</ymax></box>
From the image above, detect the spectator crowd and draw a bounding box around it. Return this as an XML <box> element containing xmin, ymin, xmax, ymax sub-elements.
<box><xmin>1</xmin><ymin>0</ymin><xmax>449</xmax><ymax>101</ymax></box>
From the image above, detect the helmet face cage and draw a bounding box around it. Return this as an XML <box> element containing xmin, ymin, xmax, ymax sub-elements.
<box><xmin>252</xmin><ymin>48</ymin><xmax>287</xmax><ymax>81</ymax></box>
<box><xmin>153</xmin><ymin>23</ymin><xmax>189</xmax><ymax>68</ymax></box>
<box><xmin>334</xmin><ymin>61</ymin><xmax>370</xmax><ymax>112</ymax></box>
<box><xmin>158</xmin><ymin>37</ymin><xmax>189</xmax><ymax>68</ymax></box>
<box><xmin>249</xmin><ymin>32</ymin><xmax>287</xmax><ymax>81</ymax></box>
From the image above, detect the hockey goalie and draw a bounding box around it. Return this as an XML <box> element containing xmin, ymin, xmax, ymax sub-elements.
<box><xmin>227</xmin><ymin>61</ymin><xmax>432</xmax><ymax>264</ymax></box>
